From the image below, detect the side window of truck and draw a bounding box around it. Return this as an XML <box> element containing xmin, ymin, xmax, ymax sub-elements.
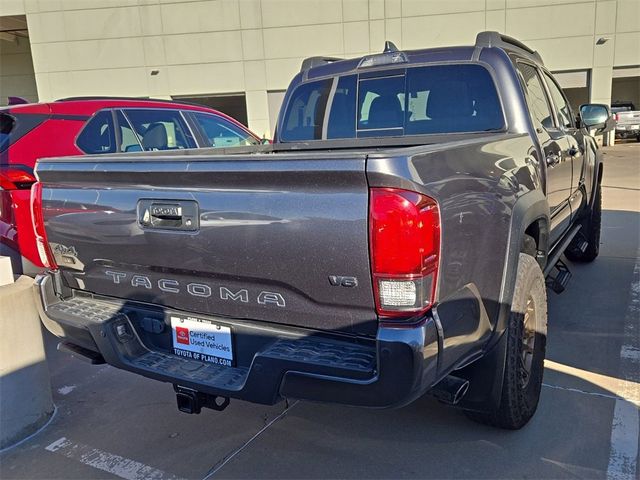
<box><xmin>543</xmin><ymin>72</ymin><xmax>574</xmax><ymax>129</ymax></box>
<box><xmin>516</xmin><ymin>63</ymin><xmax>555</xmax><ymax>133</ymax></box>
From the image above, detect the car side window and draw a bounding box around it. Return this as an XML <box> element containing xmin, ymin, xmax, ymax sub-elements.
<box><xmin>189</xmin><ymin>112</ymin><xmax>259</xmax><ymax>147</ymax></box>
<box><xmin>116</xmin><ymin>111</ymin><xmax>143</xmax><ymax>152</ymax></box>
<box><xmin>122</xmin><ymin>109</ymin><xmax>196</xmax><ymax>151</ymax></box>
<box><xmin>516</xmin><ymin>63</ymin><xmax>555</xmax><ymax>132</ymax></box>
<box><xmin>543</xmin><ymin>72</ymin><xmax>574</xmax><ymax>129</ymax></box>
<box><xmin>76</xmin><ymin>110</ymin><xmax>116</xmax><ymax>154</ymax></box>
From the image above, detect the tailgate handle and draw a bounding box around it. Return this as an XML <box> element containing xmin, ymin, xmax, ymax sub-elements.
<box><xmin>138</xmin><ymin>200</ymin><xmax>199</xmax><ymax>231</ymax></box>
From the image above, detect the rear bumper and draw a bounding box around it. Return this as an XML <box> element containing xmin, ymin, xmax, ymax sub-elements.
<box><xmin>615</xmin><ymin>127</ymin><xmax>640</xmax><ymax>138</ymax></box>
<box><xmin>35</xmin><ymin>274</ymin><xmax>440</xmax><ymax>408</ymax></box>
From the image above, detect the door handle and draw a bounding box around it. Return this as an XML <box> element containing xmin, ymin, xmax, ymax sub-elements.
<box><xmin>138</xmin><ymin>200</ymin><xmax>199</xmax><ymax>231</ymax></box>
<box><xmin>546</xmin><ymin>153</ymin><xmax>560</xmax><ymax>166</ymax></box>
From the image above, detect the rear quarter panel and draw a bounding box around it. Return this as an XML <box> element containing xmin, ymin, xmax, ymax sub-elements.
<box><xmin>367</xmin><ymin>133</ymin><xmax>541</xmax><ymax>371</ymax></box>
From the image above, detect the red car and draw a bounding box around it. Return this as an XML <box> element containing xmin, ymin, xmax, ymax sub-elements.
<box><xmin>0</xmin><ymin>97</ymin><xmax>261</xmax><ymax>274</ymax></box>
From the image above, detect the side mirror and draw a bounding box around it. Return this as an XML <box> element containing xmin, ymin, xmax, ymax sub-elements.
<box><xmin>579</xmin><ymin>103</ymin><xmax>615</xmax><ymax>133</ymax></box>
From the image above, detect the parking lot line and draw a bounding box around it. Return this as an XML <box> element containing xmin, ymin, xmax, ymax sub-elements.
<box><xmin>45</xmin><ymin>436</ymin><xmax>183</xmax><ymax>480</ymax></box>
<box><xmin>606</xmin><ymin>253</ymin><xmax>640</xmax><ymax>480</ymax></box>
<box><xmin>201</xmin><ymin>400</ymin><xmax>299</xmax><ymax>480</ymax></box>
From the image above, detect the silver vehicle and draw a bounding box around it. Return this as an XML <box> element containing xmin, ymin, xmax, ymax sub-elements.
<box><xmin>612</xmin><ymin>102</ymin><xmax>640</xmax><ymax>141</ymax></box>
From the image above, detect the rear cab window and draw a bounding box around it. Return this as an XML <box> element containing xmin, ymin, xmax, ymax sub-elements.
<box><xmin>279</xmin><ymin>64</ymin><xmax>505</xmax><ymax>141</ymax></box>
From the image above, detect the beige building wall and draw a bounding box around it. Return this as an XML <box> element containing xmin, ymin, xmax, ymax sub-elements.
<box><xmin>1</xmin><ymin>0</ymin><xmax>639</xmax><ymax>136</ymax></box>
<box><xmin>0</xmin><ymin>36</ymin><xmax>38</xmax><ymax>104</ymax></box>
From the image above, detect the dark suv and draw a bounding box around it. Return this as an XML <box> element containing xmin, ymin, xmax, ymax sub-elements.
<box><xmin>0</xmin><ymin>98</ymin><xmax>260</xmax><ymax>275</ymax></box>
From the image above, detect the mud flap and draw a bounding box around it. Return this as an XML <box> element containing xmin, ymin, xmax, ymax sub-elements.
<box><xmin>453</xmin><ymin>328</ymin><xmax>509</xmax><ymax>413</ymax></box>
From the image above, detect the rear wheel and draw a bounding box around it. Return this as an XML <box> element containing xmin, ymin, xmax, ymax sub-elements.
<box><xmin>466</xmin><ymin>253</ymin><xmax>547</xmax><ymax>429</ymax></box>
<box><xmin>565</xmin><ymin>182</ymin><xmax>601</xmax><ymax>262</ymax></box>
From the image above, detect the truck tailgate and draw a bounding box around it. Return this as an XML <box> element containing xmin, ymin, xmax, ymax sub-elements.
<box><xmin>36</xmin><ymin>153</ymin><xmax>377</xmax><ymax>336</ymax></box>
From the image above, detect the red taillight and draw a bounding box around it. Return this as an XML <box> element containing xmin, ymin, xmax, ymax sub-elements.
<box><xmin>0</xmin><ymin>165</ymin><xmax>36</xmax><ymax>190</ymax></box>
<box><xmin>614</xmin><ymin>113</ymin><xmax>619</xmax><ymax>122</ymax></box>
<box><xmin>30</xmin><ymin>182</ymin><xmax>57</xmax><ymax>269</ymax></box>
<box><xmin>369</xmin><ymin>188</ymin><xmax>440</xmax><ymax>319</ymax></box>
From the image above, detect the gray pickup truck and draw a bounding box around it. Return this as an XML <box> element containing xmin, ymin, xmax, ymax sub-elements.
<box><xmin>33</xmin><ymin>32</ymin><xmax>612</xmax><ymax>429</ymax></box>
<box><xmin>612</xmin><ymin>101</ymin><xmax>640</xmax><ymax>141</ymax></box>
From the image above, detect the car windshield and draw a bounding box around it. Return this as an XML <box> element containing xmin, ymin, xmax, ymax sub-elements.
<box><xmin>280</xmin><ymin>64</ymin><xmax>505</xmax><ymax>141</ymax></box>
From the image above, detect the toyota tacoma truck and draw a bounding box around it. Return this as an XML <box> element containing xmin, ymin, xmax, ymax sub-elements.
<box><xmin>32</xmin><ymin>32</ymin><xmax>612</xmax><ymax>429</ymax></box>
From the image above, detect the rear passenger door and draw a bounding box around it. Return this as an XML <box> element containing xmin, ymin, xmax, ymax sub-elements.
<box><xmin>516</xmin><ymin>62</ymin><xmax>573</xmax><ymax>246</ymax></box>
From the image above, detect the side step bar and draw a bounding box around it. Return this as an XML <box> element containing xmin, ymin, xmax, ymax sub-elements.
<box><xmin>543</xmin><ymin>224</ymin><xmax>581</xmax><ymax>277</ymax></box>
<box><xmin>542</xmin><ymin>224</ymin><xmax>581</xmax><ymax>294</ymax></box>
<box><xmin>546</xmin><ymin>259</ymin><xmax>572</xmax><ymax>294</ymax></box>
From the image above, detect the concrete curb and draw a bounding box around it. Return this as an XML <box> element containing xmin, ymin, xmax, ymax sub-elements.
<box><xmin>0</xmin><ymin>275</ymin><xmax>54</xmax><ymax>450</ymax></box>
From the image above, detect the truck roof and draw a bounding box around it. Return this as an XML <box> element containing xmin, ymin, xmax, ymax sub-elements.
<box><xmin>301</xmin><ymin>31</ymin><xmax>543</xmax><ymax>81</ymax></box>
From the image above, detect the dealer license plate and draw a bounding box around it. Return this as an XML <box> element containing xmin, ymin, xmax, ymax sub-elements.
<box><xmin>171</xmin><ymin>315</ymin><xmax>233</xmax><ymax>366</ymax></box>
<box><xmin>629</xmin><ymin>124</ymin><xmax>639</xmax><ymax>130</ymax></box>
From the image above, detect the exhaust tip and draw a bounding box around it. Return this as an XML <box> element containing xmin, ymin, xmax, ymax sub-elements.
<box><xmin>430</xmin><ymin>375</ymin><xmax>470</xmax><ymax>405</ymax></box>
<box><xmin>452</xmin><ymin>379</ymin><xmax>470</xmax><ymax>405</ymax></box>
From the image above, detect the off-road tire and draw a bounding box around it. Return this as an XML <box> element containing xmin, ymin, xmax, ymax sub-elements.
<box><xmin>466</xmin><ymin>253</ymin><xmax>547</xmax><ymax>429</ymax></box>
<box><xmin>565</xmin><ymin>183</ymin><xmax>601</xmax><ymax>262</ymax></box>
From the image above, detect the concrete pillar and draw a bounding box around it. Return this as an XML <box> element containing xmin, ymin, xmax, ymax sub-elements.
<box><xmin>592</xmin><ymin>1</ymin><xmax>617</xmax><ymax>145</ymax></box>
<box><xmin>246</xmin><ymin>90</ymin><xmax>271</xmax><ymax>140</ymax></box>
<box><xmin>0</xmin><ymin>257</ymin><xmax>13</xmax><ymax>287</ymax></box>
<box><xmin>0</xmin><ymin>271</ymin><xmax>54</xmax><ymax>450</ymax></box>
<box><xmin>243</xmin><ymin>59</ymin><xmax>271</xmax><ymax>139</ymax></box>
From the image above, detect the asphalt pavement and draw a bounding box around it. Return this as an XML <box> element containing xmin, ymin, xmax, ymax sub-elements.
<box><xmin>1</xmin><ymin>141</ymin><xmax>638</xmax><ymax>480</ymax></box>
